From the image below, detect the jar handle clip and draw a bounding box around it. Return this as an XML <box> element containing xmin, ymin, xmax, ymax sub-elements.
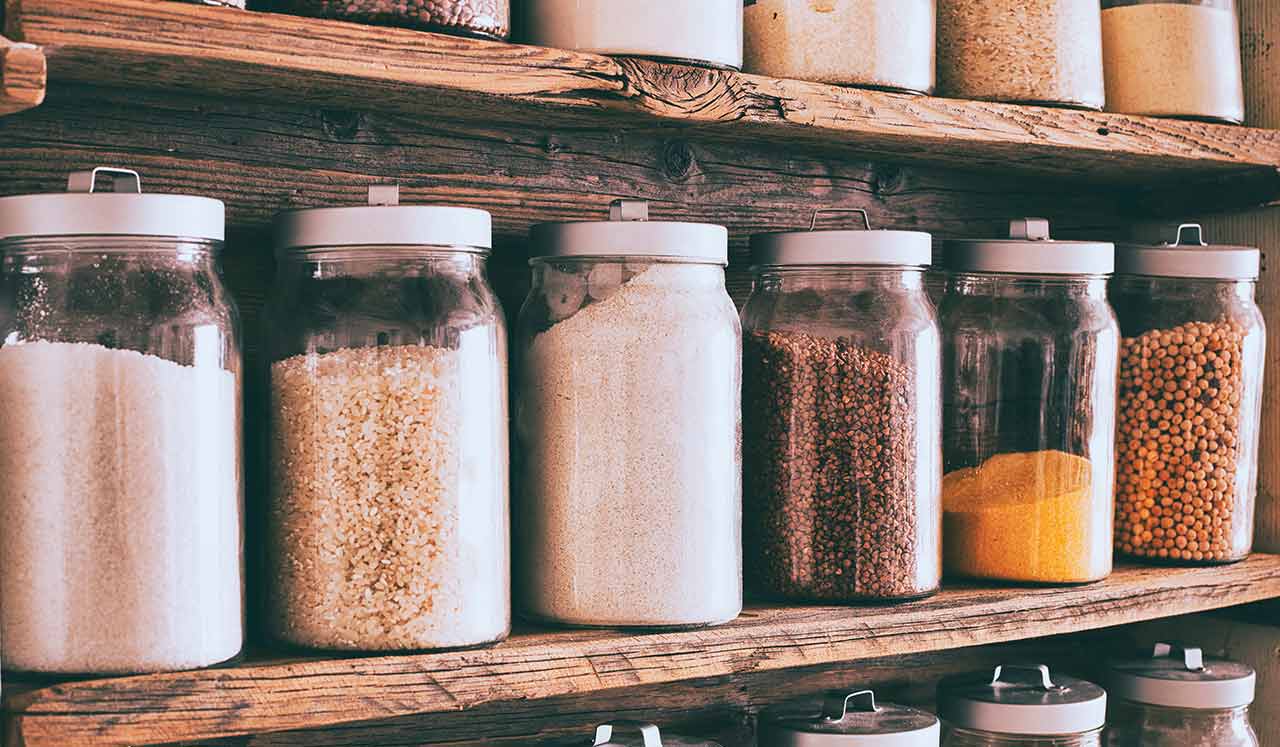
<box><xmin>593</xmin><ymin>721</ymin><xmax>664</xmax><ymax>747</ymax></box>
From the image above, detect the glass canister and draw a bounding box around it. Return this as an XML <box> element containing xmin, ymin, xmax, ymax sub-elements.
<box><xmin>265</xmin><ymin>185</ymin><xmax>509</xmax><ymax>651</ymax></box>
<box><xmin>939</xmin><ymin>665</ymin><xmax>1108</xmax><ymax>747</ymax></box>
<box><xmin>1105</xmin><ymin>643</ymin><xmax>1259</xmax><ymax>746</ymax></box>
<box><xmin>743</xmin><ymin>0</ymin><xmax>935</xmax><ymax>93</ymax></box>
<box><xmin>260</xmin><ymin>0</ymin><xmax>509</xmax><ymax>39</ymax></box>
<box><xmin>515</xmin><ymin>199</ymin><xmax>742</xmax><ymax>628</ymax></box>
<box><xmin>760</xmin><ymin>690</ymin><xmax>941</xmax><ymax>746</ymax></box>
<box><xmin>1101</xmin><ymin>0</ymin><xmax>1245</xmax><ymax>123</ymax></box>
<box><xmin>741</xmin><ymin>213</ymin><xmax>942</xmax><ymax>603</ymax></box>
<box><xmin>592</xmin><ymin>722</ymin><xmax>724</xmax><ymax>747</ymax></box>
<box><xmin>936</xmin><ymin>0</ymin><xmax>1106</xmax><ymax>109</ymax></box>
<box><xmin>0</xmin><ymin>167</ymin><xmax>243</xmax><ymax>674</ymax></box>
<box><xmin>1111</xmin><ymin>224</ymin><xmax>1264</xmax><ymax>565</ymax></box>
<box><xmin>941</xmin><ymin>219</ymin><xmax>1118</xmax><ymax>584</ymax></box>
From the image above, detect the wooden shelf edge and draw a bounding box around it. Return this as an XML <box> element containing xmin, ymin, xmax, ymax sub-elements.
<box><xmin>5</xmin><ymin>556</ymin><xmax>1280</xmax><ymax>746</ymax></box>
<box><xmin>0</xmin><ymin>34</ymin><xmax>45</xmax><ymax>117</ymax></box>
<box><xmin>9</xmin><ymin>0</ymin><xmax>1280</xmax><ymax>183</ymax></box>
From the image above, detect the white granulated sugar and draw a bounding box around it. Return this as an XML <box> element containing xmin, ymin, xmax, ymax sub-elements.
<box><xmin>268</xmin><ymin>338</ymin><xmax>508</xmax><ymax>651</ymax></box>
<box><xmin>517</xmin><ymin>264</ymin><xmax>742</xmax><ymax>627</ymax></box>
<box><xmin>0</xmin><ymin>341</ymin><xmax>242</xmax><ymax>674</ymax></box>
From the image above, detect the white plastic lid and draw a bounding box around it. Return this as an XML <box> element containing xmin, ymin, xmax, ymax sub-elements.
<box><xmin>1116</xmin><ymin>224</ymin><xmax>1261</xmax><ymax>280</ymax></box>
<box><xmin>937</xmin><ymin>665</ymin><xmax>1107</xmax><ymax>736</ymax></box>
<box><xmin>530</xmin><ymin>199</ymin><xmax>728</xmax><ymax>265</ymax></box>
<box><xmin>1109</xmin><ymin>643</ymin><xmax>1257</xmax><ymax>709</ymax></box>
<box><xmin>760</xmin><ymin>691</ymin><xmax>941</xmax><ymax>746</ymax></box>
<box><xmin>275</xmin><ymin>185</ymin><xmax>492</xmax><ymax>251</ymax></box>
<box><xmin>945</xmin><ymin>219</ymin><xmax>1114</xmax><ymax>275</ymax></box>
<box><xmin>0</xmin><ymin>167</ymin><xmax>225</xmax><ymax>242</ymax></box>
<box><xmin>751</xmin><ymin>210</ymin><xmax>932</xmax><ymax>267</ymax></box>
<box><xmin>593</xmin><ymin>722</ymin><xmax>723</xmax><ymax>747</ymax></box>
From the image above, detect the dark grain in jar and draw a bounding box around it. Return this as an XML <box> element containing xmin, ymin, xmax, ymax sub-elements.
<box><xmin>259</xmin><ymin>0</ymin><xmax>510</xmax><ymax>39</ymax></box>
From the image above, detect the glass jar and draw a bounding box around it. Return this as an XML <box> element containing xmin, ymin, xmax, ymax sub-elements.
<box><xmin>1105</xmin><ymin>643</ymin><xmax>1259</xmax><ymax>746</ymax></box>
<box><xmin>1101</xmin><ymin>0</ymin><xmax>1244</xmax><ymax>123</ymax></box>
<box><xmin>262</xmin><ymin>0</ymin><xmax>509</xmax><ymax>39</ymax></box>
<box><xmin>515</xmin><ymin>199</ymin><xmax>741</xmax><ymax>628</ymax></box>
<box><xmin>743</xmin><ymin>0</ymin><xmax>935</xmax><ymax>93</ymax></box>
<box><xmin>593</xmin><ymin>722</ymin><xmax>724</xmax><ymax>747</ymax></box>
<box><xmin>741</xmin><ymin>215</ymin><xmax>942</xmax><ymax>602</ymax></box>
<box><xmin>1111</xmin><ymin>225</ymin><xmax>1264</xmax><ymax>564</ymax></box>
<box><xmin>265</xmin><ymin>185</ymin><xmax>509</xmax><ymax>651</ymax></box>
<box><xmin>939</xmin><ymin>665</ymin><xmax>1107</xmax><ymax>747</ymax></box>
<box><xmin>0</xmin><ymin>167</ymin><xmax>243</xmax><ymax>674</ymax></box>
<box><xmin>760</xmin><ymin>690</ymin><xmax>941</xmax><ymax>746</ymax></box>
<box><xmin>941</xmin><ymin>220</ymin><xmax>1118</xmax><ymax>584</ymax></box>
<box><xmin>936</xmin><ymin>0</ymin><xmax>1105</xmax><ymax>109</ymax></box>
<box><xmin>520</xmin><ymin>0</ymin><xmax>742</xmax><ymax>69</ymax></box>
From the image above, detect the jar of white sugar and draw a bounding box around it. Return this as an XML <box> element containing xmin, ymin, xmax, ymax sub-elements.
<box><xmin>265</xmin><ymin>185</ymin><xmax>510</xmax><ymax>652</ymax></box>
<box><xmin>0</xmin><ymin>167</ymin><xmax>243</xmax><ymax>674</ymax></box>
<box><xmin>515</xmin><ymin>199</ymin><xmax>742</xmax><ymax>628</ymax></box>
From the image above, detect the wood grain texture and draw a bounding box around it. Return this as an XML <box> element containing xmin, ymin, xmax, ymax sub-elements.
<box><xmin>0</xmin><ymin>34</ymin><xmax>44</xmax><ymax>116</ymax></box>
<box><xmin>6</xmin><ymin>557</ymin><xmax>1280</xmax><ymax>746</ymax></box>
<box><xmin>7</xmin><ymin>0</ymin><xmax>1280</xmax><ymax>186</ymax></box>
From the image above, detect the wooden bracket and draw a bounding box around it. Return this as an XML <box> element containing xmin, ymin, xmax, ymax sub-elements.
<box><xmin>0</xmin><ymin>34</ymin><xmax>45</xmax><ymax>116</ymax></box>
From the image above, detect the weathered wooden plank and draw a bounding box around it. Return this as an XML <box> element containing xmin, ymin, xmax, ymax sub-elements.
<box><xmin>6</xmin><ymin>557</ymin><xmax>1280</xmax><ymax>746</ymax></box>
<box><xmin>6</xmin><ymin>0</ymin><xmax>1280</xmax><ymax>185</ymax></box>
<box><xmin>0</xmin><ymin>35</ymin><xmax>43</xmax><ymax>116</ymax></box>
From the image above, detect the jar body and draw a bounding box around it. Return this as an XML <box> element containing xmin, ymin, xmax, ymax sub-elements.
<box><xmin>741</xmin><ymin>267</ymin><xmax>942</xmax><ymax>602</ymax></box>
<box><xmin>1101</xmin><ymin>0</ymin><xmax>1244</xmax><ymax>123</ymax></box>
<box><xmin>937</xmin><ymin>0</ymin><xmax>1105</xmax><ymax>109</ymax></box>
<box><xmin>944</xmin><ymin>727</ymin><xmax>1103</xmax><ymax>746</ymax></box>
<box><xmin>1105</xmin><ymin>701</ymin><xmax>1259</xmax><ymax>746</ymax></box>
<box><xmin>1111</xmin><ymin>276</ymin><xmax>1264</xmax><ymax>563</ymax></box>
<box><xmin>0</xmin><ymin>236</ymin><xmax>244</xmax><ymax>674</ymax></box>
<box><xmin>743</xmin><ymin>0</ymin><xmax>935</xmax><ymax>93</ymax></box>
<box><xmin>262</xmin><ymin>0</ymin><xmax>510</xmax><ymax>39</ymax></box>
<box><xmin>941</xmin><ymin>274</ymin><xmax>1119</xmax><ymax>583</ymax></box>
<box><xmin>265</xmin><ymin>247</ymin><xmax>510</xmax><ymax>651</ymax></box>
<box><xmin>515</xmin><ymin>258</ymin><xmax>742</xmax><ymax>627</ymax></box>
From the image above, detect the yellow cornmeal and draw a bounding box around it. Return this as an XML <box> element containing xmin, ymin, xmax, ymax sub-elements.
<box><xmin>943</xmin><ymin>450</ymin><xmax>1109</xmax><ymax>583</ymax></box>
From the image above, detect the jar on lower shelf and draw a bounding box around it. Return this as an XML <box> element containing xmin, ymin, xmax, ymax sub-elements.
<box><xmin>760</xmin><ymin>690</ymin><xmax>941</xmax><ymax>746</ymax></box>
<box><xmin>592</xmin><ymin>723</ymin><xmax>723</xmax><ymax>747</ymax></box>
<box><xmin>939</xmin><ymin>665</ymin><xmax>1108</xmax><ymax>747</ymax></box>
<box><xmin>260</xmin><ymin>0</ymin><xmax>510</xmax><ymax>39</ymax></box>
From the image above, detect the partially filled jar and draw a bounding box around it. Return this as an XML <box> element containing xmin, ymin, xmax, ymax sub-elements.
<box><xmin>1111</xmin><ymin>224</ymin><xmax>1264</xmax><ymax>564</ymax></box>
<box><xmin>0</xmin><ymin>167</ymin><xmax>243</xmax><ymax>674</ymax></box>
<box><xmin>1101</xmin><ymin>0</ymin><xmax>1245</xmax><ymax>123</ymax></box>
<box><xmin>936</xmin><ymin>0</ymin><xmax>1105</xmax><ymax>109</ymax></box>
<box><xmin>265</xmin><ymin>186</ymin><xmax>509</xmax><ymax>651</ymax></box>
<box><xmin>515</xmin><ymin>199</ymin><xmax>742</xmax><ymax>628</ymax></box>
<box><xmin>260</xmin><ymin>0</ymin><xmax>509</xmax><ymax>38</ymax></box>
<box><xmin>941</xmin><ymin>220</ymin><xmax>1118</xmax><ymax>584</ymax></box>
<box><xmin>1106</xmin><ymin>643</ymin><xmax>1259</xmax><ymax>746</ymax></box>
<box><xmin>742</xmin><ymin>215</ymin><xmax>942</xmax><ymax>602</ymax></box>
<box><xmin>939</xmin><ymin>665</ymin><xmax>1107</xmax><ymax>746</ymax></box>
<box><xmin>760</xmin><ymin>690</ymin><xmax>941</xmax><ymax>746</ymax></box>
<box><xmin>743</xmin><ymin>0</ymin><xmax>935</xmax><ymax>93</ymax></box>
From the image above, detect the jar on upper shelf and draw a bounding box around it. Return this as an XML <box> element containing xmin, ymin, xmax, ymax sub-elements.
<box><xmin>940</xmin><ymin>219</ymin><xmax>1118</xmax><ymax>584</ymax></box>
<box><xmin>1101</xmin><ymin>0</ymin><xmax>1245</xmax><ymax>123</ymax></box>
<box><xmin>264</xmin><ymin>185</ymin><xmax>509</xmax><ymax>652</ymax></box>
<box><xmin>259</xmin><ymin>0</ymin><xmax>510</xmax><ymax>39</ymax></box>
<box><xmin>591</xmin><ymin>722</ymin><xmax>723</xmax><ymax>747</ymax></box>
<box><xmin>741</xmin><ymin>213</ymin><xmax>942</xmax><ymax>603</ymax></box>
<box><xmin>0</xmin><ymin>167</ymin><xmax>243</xmax><ymax>675</ymax></box>
<box><xmin>519</xmin><ymin>0</ymin><xmax>742</xmax><ymax>70</ymax></box>
<box><xmin>1105</xmin><ymin>643</ymin><xmax>1259</xmax><ymax>746</ymax></box>
<box><xmin>743</xmin><ymin>0</ymin><xmax>935</xmax><ymax>94</ymax></box>
<box><xmin>1111</xmin><ymin>224</ymin><xmax>1264</xmax><ymax>565</ymax></box>
<box><xmin>759</xmin><ymin>690</ymin><xmax>942</xmax><ymax>746</ymax></box>
<box><xmin>936</xmin><ymin>0</ymin><xmax>1106</xmax><ymax>109</ymax></box>
<box><xmin>938</xmin><ymin>665</ymin><xmax>1108</xmax><ymax>747</ymax></box>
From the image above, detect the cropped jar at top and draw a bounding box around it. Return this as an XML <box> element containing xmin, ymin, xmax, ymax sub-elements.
<box><xmin>939</xmin><ymin>665</ymin><xmax>1107</xmax><ymax>747</ymax></box>
<box><xmin>741</xmin><ymin>214</ymin><xmax>942</xmax><ymax>603</ymax></box>
<box><xmin>1111</xmin><ymin>224</ymin><xmax>1264</xmax><ymax>565</ymax></box>
<box><xmin>265</xmin><ymin>186</ymin><xmax>510</xmax><ymax>652</ymax></box>
<box><xmin>1101</xmin><ymin>0</ymin><xmax>1244</xmax><ymax>123</ymax></box>
<box><xmin>936</xmin><ymin>0</ymin><xmax>1105</xmax><ymax>109</ymax></box>
<box><xmin>759</xmin><ymin>690</ymin><xmax>941</xmax><ymax>746</ymax></box>
<box><xmin>260</xmin><ymin>0</ymin><xmax>509</xmax><ymax>39</ymax></box>
<box><xmin>515</xmin><ymin>199</ymin><xmax>742</xmax><ymax>629</ymax></box>
<box><xmin>592</xmin><ymin>722</ymin><xmax>723</xmax><ymax>747</ymax></box>
<box><xmin>744</xmin><ymin>0</ymin><xmax>935</xmax><ymax>94</ymax></box>
<box><xmin>0</xmin><ymin>167</ymin><xmax>243</xmax><ymax>675</ymax></box>
<box><xmin>940</xmin><ymin>220</ymin><xmax>1119</xmax><ymax>584</ymax></box>
<box><xmin>1105</xmin><ymin>643</ymin><xmax>1259</xmax><ymax>746</ymax></box>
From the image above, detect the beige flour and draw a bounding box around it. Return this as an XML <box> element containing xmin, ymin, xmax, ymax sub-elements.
<box><xmin>517</xmin><ymin>264</ymin><xmax>742</xmax><ymax>627</ymax></box>
<box><xmin>0</xmin><ymin>341</ymin><xmax>242</xmax><ymax>674</ymax></box>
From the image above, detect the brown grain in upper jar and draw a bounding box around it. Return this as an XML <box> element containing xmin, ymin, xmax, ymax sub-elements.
<box><xmin>259</xmin><ymin>0</ymin><xmax>510</xmax><ymax>39</ymax></box>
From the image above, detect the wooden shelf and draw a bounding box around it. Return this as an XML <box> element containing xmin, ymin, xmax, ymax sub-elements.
<box><xmin>5</xmin><ymin>556</ymin><xmax>1280</xmax><ymax>746</ymax></box>
<box><xmin>0</xmin><ymin>35</ymin><xmax>44</xmax><ymax>117</ymax></box>
<box><xmin>7</xmin><ymin>0</ymin><xmax>1280</xmax><ymax>190</ymax></box>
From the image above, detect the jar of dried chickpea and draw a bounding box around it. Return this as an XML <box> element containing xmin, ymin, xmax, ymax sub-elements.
<box><xmin>1111</xmin><ymin>224</ymin><xmax>1264</xmax><ymax>565</ymax></box>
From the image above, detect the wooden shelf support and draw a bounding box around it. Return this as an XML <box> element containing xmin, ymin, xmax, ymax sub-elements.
<box><xmin>0</xmin><ymin>35</ymin><xmax>45</xmax><ymax>116</ymax></box>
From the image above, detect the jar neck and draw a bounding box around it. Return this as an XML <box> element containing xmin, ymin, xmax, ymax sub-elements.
<box><xmin>1113</xmin><ymin>274</ymin><xmax>1256</xmax><ymax>302</ymax></box>
<box><xmin>0</xmin><ymin>236</ymin><xmax>220</xmax><ymax>268</ymax></box>
<box><xmin>754</xmin><ymin>266</ymin><xmax>925</xmax><ymax>293</ymax></box>
<box><xmin>283</xmin><ymin>246</ymin><xmax>488</xmax><ymax>279</ymax></box>
<box><xmin>946</xmin><ymin>727</ymin><xmax>1103</xmax><ymax>745</ymax></box>
<box><xmin>947</xmin><ymin>272</ymin><xmax>1109</xmax><ymax>300</ymax></box>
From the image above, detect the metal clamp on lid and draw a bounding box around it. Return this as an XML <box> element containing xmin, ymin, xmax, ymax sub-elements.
<box><xmin>66</xmin><ymin>167</ymin><xmax>142</xmax><ymax>195</ymax></box>
<box><xmin>759</xmin><ymin>689</ymin><xmax>940</xmax><ymax>745</ymax></box>
<box><xmin>943</xmin><ymin>218</ymin><xmax>1114</xmax><ymax>275</ymax></box>
<box><xmin>1116</xmin><ymin>222</ymin><xmax>1261</xmax><ymax>280</ymax></box>
<box><xmin>749</xmin><ymin>208</ymin><xmax>932</xmax><ymax>267</ymax></box>
<box><xmin>1109</xmin><ymin>641</ymin><xmax>1257</xmax><ymax>710</ymax></box>
<box><xmin>594</xmin><ymin>721</ymin><xmax>665</xmax><ymax>747</ymax></box>
<box><xmin>990</xmin><ymin>663</ymin><xmax>1059</xmax><ymax>691</ymax></box>
<box><xmin>529</xmin><ymin>198</ymin><xmax>729</xmax><ymax>265</ymax></box>
<box><xmin>937</xmin><ymin>664</ymin><xmax>1107</xmax><ymax>736</ymax></box>
<box><xmin>274</xmin><ymin>184</ymin><xmax>493</xmax><ymax>252</ymax></box>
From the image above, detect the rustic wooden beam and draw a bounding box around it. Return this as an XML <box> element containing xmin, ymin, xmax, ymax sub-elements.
<box><xmin>0</xmin><ymin>34</ymin><xmax>44</xmax><ymax>116</ymax></box>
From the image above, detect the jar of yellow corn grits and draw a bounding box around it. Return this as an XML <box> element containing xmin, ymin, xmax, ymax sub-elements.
<box><xmin>940</xmin><ymin>219</ymin><xmax>1119</xmax><ymax>584</ymax></box>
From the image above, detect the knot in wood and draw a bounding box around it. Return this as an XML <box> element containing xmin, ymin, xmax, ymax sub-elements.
<box><xmin>319</xmin><ymin>109</ymin><xmax>363</xmax><ymax>142</ymax></box>
<box><xmin>660</xmin><ymin>140</ymin><xmax>696</xmax><ymax>182</ymax></box>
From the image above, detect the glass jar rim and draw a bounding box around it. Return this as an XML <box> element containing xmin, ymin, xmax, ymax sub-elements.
<box><xmin>528</xmin><ymin>254</ymin><xmax>725</xmax><ymax>267</ymax></box>
<box><xmin>0</xmin><ymin>234</ymin><xmax>223</xmax><ymax>253</ymax></box>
